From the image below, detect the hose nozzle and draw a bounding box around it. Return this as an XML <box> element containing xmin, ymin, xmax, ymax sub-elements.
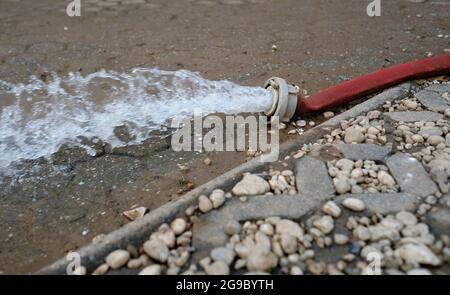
<box><xmin>264</xmin><ymin>77</ymin><xmax>299</xmax><ymax>122</ymax></box>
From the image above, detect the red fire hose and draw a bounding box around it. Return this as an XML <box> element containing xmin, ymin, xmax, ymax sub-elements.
<box><xmin>297</xmin><ymin>55</ymin><xmax>450</xmax><ymax>113</ymax></box>
<box><xmin>264</xmin><ymin>55</ymin><xmax>450</xmax><ymax>122</ymax></box>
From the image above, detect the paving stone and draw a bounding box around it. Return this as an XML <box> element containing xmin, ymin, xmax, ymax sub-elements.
<box><xmin>425</xmin><ymin>83</ymin><xmax>450</xmax><ymax>94</ymax></box>
<box><xmin>336</xmin><ymin>193</ymin><xmax>419</xmax><ymax>215</ymax></box>
<box><xmin>335</xmin><ymin>144</ymin><xmax>391</xmax><ymax>161</ymax></box>
<box><xmin>295</xmin><ymin>156</ymin><xmax>334</xmax><ymax>198</ymax></box>
<box><xmin>193</xmin><ymin>194</ymin><xmax>320</xmax><ymax>251</ymax></box>
<box><xmin>386</xmin><ymin>153</ymin><xmax>438</xmax><ymax>197</ymax></box>
<box><xmin>383</xmin><ymin>111</ymin><xmax>444</xmax><ymax>122</ymax></box>
<box><xmin>415</xmin><ymin>89</ymin><xmax>449</xmax><ymax>112</ymax></box>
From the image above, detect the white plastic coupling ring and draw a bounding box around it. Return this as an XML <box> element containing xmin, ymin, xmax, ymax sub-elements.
<box><xmin>264</xmin><ymin>77</ymin><xmax>299</xmax><ymax>122</ymax></box>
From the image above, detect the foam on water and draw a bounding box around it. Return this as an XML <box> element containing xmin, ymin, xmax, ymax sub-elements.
<box><xmin>0</xmin><ymin>68</ymin><xmax>272</xmax><ymax>170</ymax></box>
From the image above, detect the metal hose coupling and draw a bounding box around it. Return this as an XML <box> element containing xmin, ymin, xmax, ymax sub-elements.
<box><xmin>264</xmin><ymin>77</ymin><xmax>299</xmax><ymax>122</ymax></box>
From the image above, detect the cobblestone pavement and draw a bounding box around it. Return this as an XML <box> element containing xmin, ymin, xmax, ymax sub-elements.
<box><xmin>1</xmin><ymin>0</ymin><xmax>450</xmax><ymax>274</ymax></box>
<box><xmin>78</xmin><ymin>78</ymin><xmax>450</xmax><ymax>275</ymax></box>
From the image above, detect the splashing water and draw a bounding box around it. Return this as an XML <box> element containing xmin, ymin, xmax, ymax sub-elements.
<box><xmin>0</xmin><ymin>68</ymin><xmax>272</xmax><ymax>169</ymax></box>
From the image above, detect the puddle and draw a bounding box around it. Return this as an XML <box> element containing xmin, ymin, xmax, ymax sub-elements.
<box><xmin>0</xmin><ymin>68</ymin><xmax>272</xmax><ymax>171</ymax></box>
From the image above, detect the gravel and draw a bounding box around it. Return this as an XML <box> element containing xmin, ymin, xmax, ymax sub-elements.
<box><xmin>139</xmin><ymin>264</ymin><xmax>162</xmax><ymax>275</ymax></box>
<box><xmin>105</xmin><ymin>250</ymin><xmax>130</xmax><ymax>269</ymax></box>
<box><xmin>342</xmin><ymin>198</ymin><xmax>366</xmax><ymax>212</ymax></box>
<box><xmin>328</xmin><ymin>159</ymin><xmax>399</xmax><ymax>194</ymax></box>
<box><xmin>143</xmin><ymin>239</ymin><xmax>169</xmax><ymax>263</ymax></box>
<box><xmin>198</xmin><ymin>195</ymin><xmax>213</xmax><ymax>213</ymax></box>
<box><xmin>313</xmin><ymin>216</ymin><xmax>334</xmax><ymax>234</ymax></box>
<box><xmin>171</xmin><ymin>218</ymin><xmax>187</xmax><ymax>235</ymax></box>
<box><xmin>232</xmin><ymin>174</ymin><xmax>271</xmax><ymax>196</ymax></box>
<box><xmin>322</xmin><ymin>201</ymin><xmax>342</xmax><ymax>218</ymax></box>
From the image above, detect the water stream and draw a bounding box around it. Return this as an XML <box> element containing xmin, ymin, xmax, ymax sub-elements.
<box><xmin>0</xmin><ymin>68</ymin><xmax>272</xmax><ymax>170</ymax></box>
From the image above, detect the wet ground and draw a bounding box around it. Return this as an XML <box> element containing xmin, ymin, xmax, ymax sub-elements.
<box><xmin>0</xmin><ymin>0</ymin><xmax>449</xmax><ymax>274</ymax></box>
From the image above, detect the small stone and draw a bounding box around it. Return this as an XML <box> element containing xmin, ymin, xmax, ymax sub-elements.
<box><xmin>127</xmin><ymin>257</ymin><xmax>144</xmax><ymax>269</ymax></box>
<box><xmin>322</xmin><ymin>201</ymin><xmax>342</xmax><ymax>218</ymax></box>
<box><xmin>334</xmin><ymin>177</ymin><xmax>351</xmax><ymax>194</ymax></box>
<box><xmin>275</xmin><ymin>219</ymin><xmax>304</xmax><ymax>239</ymax></box>
<box><xmin>369</xmin><ymin>224</ymin><xmax>400</xmax><ymax>241</ymax></box>
<box><xmin>396</xmin><ymin>211</ymin><xmax>417</xmax><ymax>226</ymax></box>
<box><xmin>224</xmin><ymin>219</ymin><xmax>242</xmax><ymax>235</ymax></box>
<box><xmin>411</xmin><ymin>134</ymin><xmax>424</xmax><ymax>143</ymax></box>
<box><xmin>105</xmin><ymin>250</ymin><xmax>130</xmax><ymax>269</ymax></box>
<box><xmin>313</xmin><ymin>216</ymin><xmax>334</xmax><ymax>234</ymax></box>
<box><xmin>367</xmin><ymin>126</ymin><xmax>380</xmax><ymax>136</ymax></box>
<box><xmin>246</xmin><ymin>248</ymin><xmax>278</xmax><ymax>271</ymax></box>
<box><xmin>403</xmin><ymin>100</ymin><xmax>418</xmax><ymax>110</ymax></box>
<box><xmin>401</xmin><ymin>223</ymin><xmax>429</xmax><ymax>238</ymax></box>
<box><xmin>150</xmin><ymin>225</ymin><xmax>176</xmax><ymax>248</ymax></box>
<box><xmin>324</xmin><ymin>111</ymin><xmax>335</xmax><ymax>119</ymax></box>
<box><xmin>427</xmin><ymin>135</ymin><xmax>445</xmax><ymax>146</ymax></box>
<box><xmin>396</xmin><ymin>243</ymin><xmax>441</xmax><ymax>266</ymax></box>
<box><xmin>290</xmin><ymin>266</ymin><xmax>304</xmax><ymax>275</ymax></box>
<box><xmin>170</xmin><ymin>218</ymin><xmax>187</xmax><ymax>235</ymax></box>
<box><xmin>335</xmin><ymin>159</ymin><xmax>354</xmax><ymax>171</ymax></box>
<box><xmin>344</xmin><ymin>125</ymin><xmax>365</xmax><ymax>143</ymax></box>
<box><xmin>143</xmin><ymin>239</ymin><xmax>169</xmax><ymax>263</ymax></box>
<box><xmin>296</xmin><ymin>120</ymin><xmax>307</xmax><ymax>127</ymax></box>
<box><xmin>342</xmin><ymin>198</ymin><xmax>365</xmax><ymax>212</ymax></box>
<box><xmin>377</xmin><ymin>171</ymin><xmax>396</xmax><ymax>186</ymax></box>
<box><xmin>210</xmin><ymin>189</ymin><xmax>226</xmax><ymax>209</ymax></box>
<box><xmin>232</xmin><ymin>174</ymin><xmax>270</xmax><ymax>196</ymax></box>
<box><xmin>380</xmin><ymin>217</ymin><xmax>403</xmax><ymax>231</ymax></box>
<box><xmin>203</xmin><ymin>158</ymin><xmax>212</xmax><ymax>166</ymax></box>
<box><xmin>185</xmin><ymin>206</ymin><xmax>195</xmax><ymax>216</ymax></box>
<box><xmin>205</xmin><ymin>261</ymin><xmax>230</xmax><ymax>275</ymax></box>
<box><xmin>210</xmin><ymin>247</ymin><xmax>235</xmax><ymax>265</ymax></box>
<box><xmin>280</xmin><ymin>234</ymin><xmax>298</xmax><ymax>254</ymax></box>
<box><xmin>198</xmin><ymin>195</ymin><xmax>213</xmax><ymax>213</ymax></box>
<box><xmin>139</xmin><ymin>264</ymin><xmax>162</xmax><ymax>275</ymax></box>
<box><xmin>259</xmin><ymin>223</ymin><xmax>274</xmax><ymax>236</ymax></box>
<box><xmin>334</xmin><ymin>234</ymin><xmax>349</xmax><ymax>245</ymax></box>
<box><xmin>350</xmin><ymin>168</ymin><xmax>364</xmax><ymax>179</ymax></box>
<box><xmin>92</xmin><ymin>263</ymin><xmax>109</xmax><ymax>275</ymax></box>
<box><xmin>353</xmin><ymin>226</ymin><xmax>371</xmax><ymax>241</ymax></box>
<box><xmin>122</xmin><ymin>207</ymin><xmax>147</xmax><ymax>221</ymax></box>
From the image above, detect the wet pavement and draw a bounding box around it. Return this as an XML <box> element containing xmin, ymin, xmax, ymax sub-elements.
<box><xmin>0</xmin><ymin>0</ymin><xmax>449</xmax><ymax>274</ymax></box>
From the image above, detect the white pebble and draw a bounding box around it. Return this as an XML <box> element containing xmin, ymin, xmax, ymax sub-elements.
<box><xmin>139</xmin><ymin>264</ymin><xmax>162</xmax><ymax>275</ymax></box>
<box><xmin>322</xmin><ymin>201</ymin><xmax>342</xmax><ymax>218</ymax></box>
<box><xmin>198</xmin><ymin>195</ymin><xmax>213</xmax><ymax>213</ymax></box>
<box><xmin>342</xmin><ymin>198</ymin><xmax>365</xmax><ymax>212</ymax></box>
<box><xmin>105</xmin><ymin>250</ymin><xmax>130</xmax><ymax>269</ymax></box>
<box><xmin>210</xmin><ymin>189</ymin><xmax>226</xmax><ymax>208</ymax></box>
<box><xmin>170</xmin><ymin>218</ymin><xmax>187</xmax><ymax>235</ymax></box>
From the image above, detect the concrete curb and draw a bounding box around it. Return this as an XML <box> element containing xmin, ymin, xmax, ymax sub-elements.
<box><xmin>37</xmin><ymin>83</ymin><xmax>411</xmax><ymax>274</ymax></box>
